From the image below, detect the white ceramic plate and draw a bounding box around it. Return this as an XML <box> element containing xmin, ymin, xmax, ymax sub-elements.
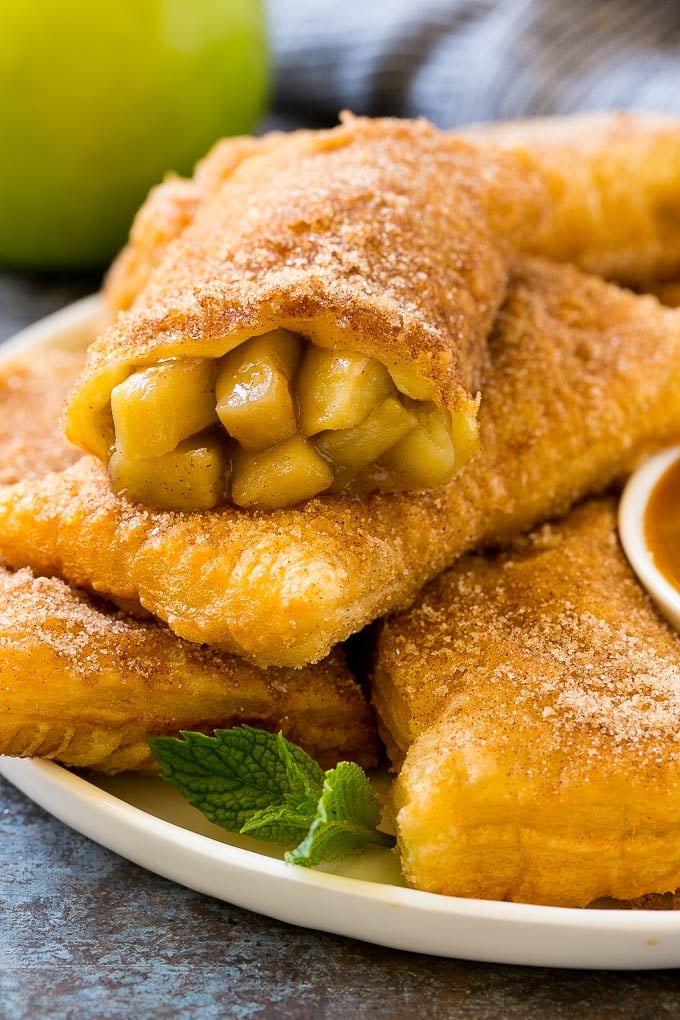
<box><xmin>3</xmin><ymin>299</ymin><xmax>680</xmax><ymax>970</ymax></box>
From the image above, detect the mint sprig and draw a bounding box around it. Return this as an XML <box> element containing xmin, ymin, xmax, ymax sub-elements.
<box><xmin>149</xmin><ymin>726</ymin><xmax>394</xmax><ymax>867</ymax></box>
<box><xmin>285</xmin><ymin>761</ymin><xmax>393</xmax><ymax>866</ymax></box>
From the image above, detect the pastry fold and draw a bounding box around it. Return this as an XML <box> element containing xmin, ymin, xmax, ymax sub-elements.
<box><xmin>1</xmin><ymin>258</ymin><xmax>679</xmax><ymax>667</ymax></box>
<box><xmin>0</xmin><ymin>347</ymin><xmax>83</xmax><ymax>485</ymax></box>
<box><xmin>463</xmin><ymin>111</ymin><xmax>680</xmax><ymax>287</ymax></box>
<box><xmin>67</xmin><ymin>116</ymin><xmax>544</xmax><ymax>509</ymax></box>
<box><xmin>374</xmin><ymin>499</ymin><xmax>680</xmax><ymax>908</ymax></box>
<box><xmin>102</xmin><ymin>134</ymin><xmax>284</xmax><ymax>321</ymax></box>
<box><xmin>105</xmin><ymin>112</ymin><xmax>680</xmax><ymax>326</ymax></box>
<box><xmin>0</xmin><ymin>566</ymin><xmax>378</xmax><ymax>774</ymax></box>
<box><xmin>0</xmin><ymin>346</ymin><xmax>379</xmax><ymax>774</ymax></box>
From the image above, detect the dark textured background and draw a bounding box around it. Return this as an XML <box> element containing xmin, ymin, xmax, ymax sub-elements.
<box><xmin>3</xmin><ymin>273</ymin><xmax>680</xmax><ymax>1016</ymax></box>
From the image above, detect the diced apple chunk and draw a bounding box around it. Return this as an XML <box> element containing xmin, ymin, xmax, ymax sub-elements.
<box><xmin>231</xmin><ymin>434</ymin><xmax>333</xmax><ymax>510</ymax></box>
<box><xmin>380</xmin><ymin>404</ymin><xmax>457</xmax><ymax>487</ymax></box>
<box><xmin>108</xmin><ymin>432</ymin><xmax>227</xmax><ymax>511</ymax></box>
<box><xmin>215</xmin><ymin>329</ymin><xmax>301</xmax><ymax>451</ymax></box>
<box><xmin>316</xmin><ymin>396</ymin><xmax>416</xmax><ymax>471</ymax></box>
<box><xmin>297</xmin><ymin>348</ymin><xmax>394</xmax><ymax>435</ymax></box>
<box><xmin>111</xmin><ymin>358</ymin><xmax>217</xmax><ymax>461</ymax></box>
<box><xmin>449</xmin><ymin>410</ymin><xmax>479</xmax><ymax>469</ymax></box>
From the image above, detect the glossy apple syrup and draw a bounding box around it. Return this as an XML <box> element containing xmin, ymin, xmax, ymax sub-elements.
<box><xmin>644</xmin><ymin>454</ymin><xmax>680</xmax><ymax>592</ymax></box>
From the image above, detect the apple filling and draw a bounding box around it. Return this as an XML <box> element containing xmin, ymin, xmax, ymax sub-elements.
<box><xmin>106</xmin><ymin>329</ymin><xmax>475</xmax><ymax>511</ymax></box>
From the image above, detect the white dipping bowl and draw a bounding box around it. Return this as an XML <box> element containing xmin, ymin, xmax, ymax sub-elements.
<box><xmin>619</xmin><ymin>446</ymin><xmax>680</xmax><ymax>633</ymax></box>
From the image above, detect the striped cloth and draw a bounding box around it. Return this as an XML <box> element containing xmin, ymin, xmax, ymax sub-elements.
<box><xmin>267</xmin><ymin>0</ymin><xmax>680</xmax><ymax>127</ymax></box>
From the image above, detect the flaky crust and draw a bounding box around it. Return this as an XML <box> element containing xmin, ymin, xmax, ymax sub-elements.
<box><xmin>69</xmin><ymin>115</ymin><xmax>549</xmax><ymax>460</ymax></box>
<box><xmin>0</xmin><ymin>567</ymin><xmax>379</xmax><ymax>773</ymax></box>
<box><xmin>102</xmin><ymin>133</ymin><xmax>286</xmax><ymax>322</ymax></box>
<box><xmin>104</xmin><ymin>112</ymin><xmax>680</xmax><ymax>326</ymax></box>
<box><xmin>0</xmin><ymin>349</ymin><xmax>379</xmax><ymax>773</ymax></box>
<box><xmin>101</xmin><ymin>175</ymin><xmax>200</xmax><ymax>323</ymax></box>
<box><xmin>2</xmin><ymin>258</ymin><xmax>680</xmax><ymax>666</ymax></box>
<box><xmin>0</xmin><ymin>348</ymin><xmax>83</xmax><ymax>485</ymax></box>
<box><xmin>378</xmin><ymin>500</ymin><xmax>680</xmax><ymax>907</ymax></box>
<box><xmin>462</xmin><ymin>111</ymin><xmax>680</xmax><ymax>286</ymax></box>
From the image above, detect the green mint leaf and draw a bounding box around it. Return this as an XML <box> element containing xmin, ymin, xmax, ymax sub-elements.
<box><xmin>240</xmin><ymin>803</ymin><xmax>315</xmax><ymax>845</ymax></box>
<box><xmin>285</xmin><ymin>761</ymin><xmax>395</xmax><ymax>868</ymax></box>
<box><xmin>277</xmin><ymin>732</ymin><xmax>324</xmax><ymax>809</ymax></box>
<box><xmin>150</xmin><ymin>727</ymin><xmax>394</xmax><ymax>866</ymax></box>
<box><xmin>149</xmin><ymin>726</ymin><xmax>321</xmax><ymax>833</ymax></box>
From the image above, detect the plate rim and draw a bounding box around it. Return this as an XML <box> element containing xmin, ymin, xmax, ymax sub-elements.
<box><xmin>5</xmin><ymin>753</ymin><xmax>680</xmax><ymax>928</ymax></box>
<box><xmin>4</xmin><ymin>296</ymin><xmax>680</xmax><ymax>969</ymax></box>
<box><xmin>4</xmin><ymin>756</ymin><xmax>680</xmax><ymax>970</ymax></box>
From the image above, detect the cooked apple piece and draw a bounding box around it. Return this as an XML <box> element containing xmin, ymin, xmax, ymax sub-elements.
<box><xmin>109</xmin><ymin>431</ymin><xmax>227</xmax><ymax>511</ymax></box>
<box><xmin>231</xmin><ymin>434</ymin><xmax>333</xmax><ymax>510</ymax></box>
<box><xmin>380</xmin><ymin>404</ymin><xmax>456</xmax><ymax>487</ymax></box>
<box><xmin>215</xmin><ymin>329</ymin><xmax>301</xmax><ymax>451</ymax></box>
<box><xmin>448</xmin><ymin>410</ymin><xmax>479</xmax><ymax>470</ymax></box>
<box><xmin>111</xmin><ymin>359</ymin><xmax>218</xmax><ymax>461</ymax></box>
<box><xmin>316</xmin><ymin>396</ymin><xmax>417</xmax><ymax>471</ymax></box>
<box><xmin>297</xmin><ymin>348</ymin><xmax>394</xmax><ymax>435</ymax></box>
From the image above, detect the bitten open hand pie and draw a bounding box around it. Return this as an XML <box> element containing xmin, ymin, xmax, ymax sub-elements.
<box><xmin>69</xmin><ymin>116</ymin><xmax>547</xmax><ymax>511</ymax></box>
<box><xmin>0</xmin><ymin>347</ymin><xmax>378</xmax><ymax>773</ymax></box>
<box><xmin>1</xmin><ymin>258</ymin><xmax>679</xmax><ymax>666</ymax></box>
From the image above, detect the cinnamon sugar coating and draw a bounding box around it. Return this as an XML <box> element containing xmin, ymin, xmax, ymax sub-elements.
<box><xmin>103</xmin><ymin>133</ymin><xmax>286</xmax><ymax>321</ymax></box>
<box><xmin>463</xmin><ymin>111</ymin><xmax>680</xmax><ymax>286</ymax></box>
<box><xmin>0</xmin><ymin>566</ymin><xmax>378</xmax><ymax>773</ymax></box>
<box><xmin>104</xmin><ymin>112</ymin><xmax>680</xmax><ymax>326</ymax></box>
<box><xmin>0</xmin><ymin>348</ymin><xmax>83</xmax><ymax>485</ymax></box>
<box><xmin>69</xmin><ymin>115</ymin><xmax>553</xmax><ymax>462</ymax></box>
<box><xmin>0</xmin><ymin>335</ymin><xmax>379</xmax><ymax>773</ymax></box>
<box><xmin>2</xmin><ymin>258</ymin><xmax>679</xmax><ymax>666</ymax></box>
<box><xmin>377</xmin><ymin>500</ymin><xmax>680</xmax><ymax>907</ymax></box>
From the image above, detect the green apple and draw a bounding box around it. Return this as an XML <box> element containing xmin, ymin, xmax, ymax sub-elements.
<box><xmin>0</xmin><ymin>0</ymin><xmax>268</xmax><ymax>270</ymax></box>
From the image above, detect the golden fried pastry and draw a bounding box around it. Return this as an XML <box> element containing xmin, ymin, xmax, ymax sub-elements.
<box><xmin>2</xmin><ymin>258</ymin><xmax>679</xmax><ymax>667</ymax></box>
<box><xmin>0</xmin><ymin>347</ymin><xmax>83</xmax><ymax>485</ymax></box>
<box><xmin>0</xmin><ymin>566</ymin><xmax>379</xmax><ymax>774</ymax></box>
<box><xmin>647</xmin><ymin>281</ymin><xmax>680</xmax><ymax>307</ymax></box>
<box><xmin>0</xmin><ymin>345</ymin><xmax>378</xmax><ymax>773</ymax></box>
<box><xmin>67</xmin><ymin>115</ymin><xmax>553</xmax><ymax>511</ymax></box>
<box><xmin>375</xmin><ymin>499</ymin><xmax>680</xmax><ymax>908</ymax></box>
<box><xmin>103</xmin><ymin>133</ymin><xmax>286</xmax><ymax>322</ymax></box>
<box><xmin>89</xmin><ymin>112</ymin><xmax>680</xmax><ymax>515</ymax></box>
<box><xmin>106</xmin><ymin>112</ymin><xmax>680</xmax><ymax>331</ymax></box>
<box><xmin>101</xmin><ymin>175</ymin><xmax>200</xmax><ymax>324</ymax></box>
<box><xmin>463</xmin><ymin>111</ymin><xmax>680</xmax><ymax>286</ymax></box>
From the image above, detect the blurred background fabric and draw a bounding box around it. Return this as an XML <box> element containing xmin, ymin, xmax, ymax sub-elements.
<box><xmin>268</xmin><ymin>0</ymin><xmax>680</xmax><ymax>128</ymax></box>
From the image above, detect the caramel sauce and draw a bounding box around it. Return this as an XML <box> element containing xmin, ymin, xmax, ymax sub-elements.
<box><xmin>644</xmin><ymin>455</ymin><xmax>680</xmax><ymax>591</ymax></box>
